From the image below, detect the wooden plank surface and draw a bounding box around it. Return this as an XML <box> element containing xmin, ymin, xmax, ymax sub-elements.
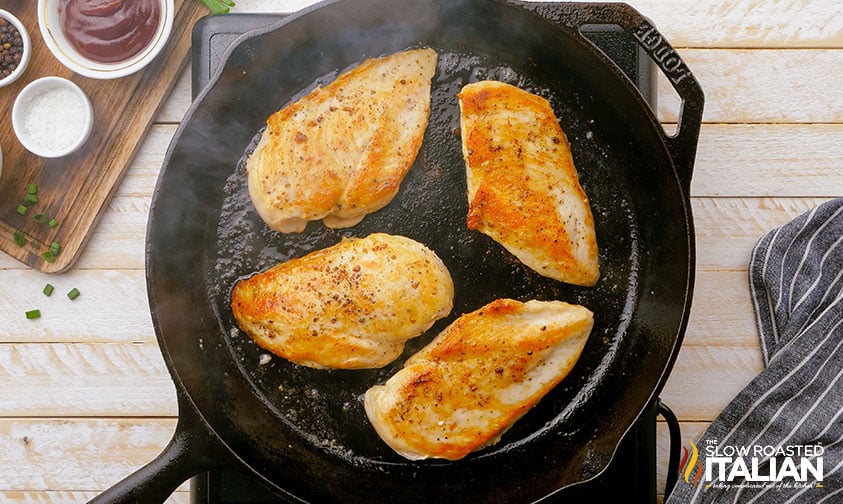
<box><xmin>0</xmin><ymin>415</ymin><xmax>710</xmax><ymax>502</ymax></box>
<box><xmin>0</xmin><ymin>1</ymin><xmax>204</xmax><ymax>273</ymax></box>
<box><xmin>0</xmin><ymin>493</ymin><xmax>188</xmax><ymax>504</ymax></box>
<box><xmin>0</xmin><ymin>415</ymin><xmax>712</xmax><ymax>498</ymax></box>
<box><xmin>0</xmin><ymin>418</ymin><xmax>706</xmax><ymax>504</ymax></box>
<box><xmin>1</xmin><ymin>0</ymin><xmax>841</xmax><ymax>501</ymax></box>
<box><xmin>569</xmin><ymin>0</ymin><xmax>843</xmax><ymax>48</ymax></box>
<box><xmin>657</xmin><ymin>49</ymin><xmax>843</xmax><ymax>125</ymax></box>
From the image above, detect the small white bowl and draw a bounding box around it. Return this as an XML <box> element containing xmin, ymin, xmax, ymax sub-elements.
<box><xmin>38</xmin><ymin>0</ymin><xmax>174</xmax><ymax>80</ymax></box>
<box><xmin>0</xmin><ymin>9</ymin><xmax>32</xmax><ymax>88</ymax></box>
<box><xmin>12</xmin><ymin>77</ymin><xmax>94</xmax><ymax>158</ymax></box>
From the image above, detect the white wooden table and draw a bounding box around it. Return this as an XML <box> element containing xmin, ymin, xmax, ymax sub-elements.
<box><xmin>2</xmin><ymin>0</ymin><xmax>841</xmax><ymax>501</ymax></box>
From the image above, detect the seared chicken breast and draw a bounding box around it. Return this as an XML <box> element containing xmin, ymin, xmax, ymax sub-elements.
<box><xmin>364</xmin><ymin>298</ymin><xmax>593</xmax><ymax>460</ymax></box>
<box><xmin>231</xmin><ymin>233</ymin><xmax>454</xmax><ymax>369</ymax></box>
<box><xmin>458</xmin><ymin>80</ymin><xmax>600</xmax><ymax>286</ymax></box>
<box><xmin>246</xmin><ymin>48</ymin><xmax>438</xmax><ymax>233</ymax></box>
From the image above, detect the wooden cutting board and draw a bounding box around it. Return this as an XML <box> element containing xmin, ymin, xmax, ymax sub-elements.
<box><xmin>0</xmin><ymin>0</ymin><xmax>205</xmax><ymax>273</ymax></box>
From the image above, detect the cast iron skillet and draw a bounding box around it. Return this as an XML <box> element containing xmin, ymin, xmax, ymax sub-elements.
<box><xmin>91</xmin><ymin>1</ymin><xmax>703</xmax><ymax>502</ymax></box>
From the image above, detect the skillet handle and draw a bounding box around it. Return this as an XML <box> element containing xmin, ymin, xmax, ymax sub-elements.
<box><xmin>524</xmin><ymin>2</ymin><xmax>705</xmax><ymax>193</ymax></box>
<box><xmin>87</xmin><ymin>393</ymin><xmax>232</xmax><ymax>504</ymax></box>
<box><xmin>657</xmin><ymin>399</ymin><xmax>682</xmax><ymax>498</ymax></box>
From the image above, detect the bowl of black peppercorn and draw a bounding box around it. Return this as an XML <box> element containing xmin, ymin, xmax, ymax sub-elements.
<box><xmin>0</xmin><ymin>9</ymin><xmax>30</xmax><ymax>88</ymax></box>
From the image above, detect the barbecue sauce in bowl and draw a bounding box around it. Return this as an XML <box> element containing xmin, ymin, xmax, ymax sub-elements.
<box><xmin>59</xmin><ymin>0</ymin><xmax>161</xmax><ymax>64</ymax></box>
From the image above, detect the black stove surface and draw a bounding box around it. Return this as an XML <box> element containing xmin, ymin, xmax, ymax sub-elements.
<box><xmin>188</xmin><ymin>12</ymin><xmax>662</xmax><ymax>504</ymax></box>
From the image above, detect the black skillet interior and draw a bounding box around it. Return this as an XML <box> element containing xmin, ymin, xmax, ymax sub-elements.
<box><xmin>147</xmin><ymin>0</ymin><xmax>694</xmax><ymax>502</ymax></box>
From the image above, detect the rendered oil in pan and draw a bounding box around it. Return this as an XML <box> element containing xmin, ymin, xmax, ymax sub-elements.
<box><xmin>208</xmin><ymin>48</ymin><xmax>641</xmax><ymax>464</ymax></box>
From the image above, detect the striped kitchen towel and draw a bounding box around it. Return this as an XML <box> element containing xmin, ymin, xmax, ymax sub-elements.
<box><xmin>667</xmin><ymin>197</ymin><xmax>843</xmax><ymax>503</ymax></box>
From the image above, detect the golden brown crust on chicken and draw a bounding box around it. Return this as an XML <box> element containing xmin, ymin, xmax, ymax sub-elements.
<box><xmin>230</xmin><ymin>233</ymin><xmax>454</xmax><ymax>369</ymax></box>
<box><xmin>246</xmin><ymin>48</ymin><xmax>438</xmax><ymax>233</ymax></box>
<box><xmin>458</xmin><ymin>80</ymin><xmax>600</xmax><ymax>286</ymax></box>
<box><xmin>364</xmin><ymin>298</ymin><xmax>593</xmax><ymax>460</ymax></box>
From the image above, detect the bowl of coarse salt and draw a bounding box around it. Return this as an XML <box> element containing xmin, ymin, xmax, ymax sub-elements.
<box><xmin>12</xmin><ymin>76</ymin><xmax>93</xmax><ymax>158</ymax></box>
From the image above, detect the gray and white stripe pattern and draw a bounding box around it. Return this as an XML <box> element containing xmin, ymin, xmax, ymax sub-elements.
<box><xmin>667</xmin><ymin>198</ymin><xmax>843</xmax><ymax>503</ymax></box>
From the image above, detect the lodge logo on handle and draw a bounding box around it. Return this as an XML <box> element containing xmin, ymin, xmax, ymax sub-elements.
<box><xmin>632</xmin><ymin>21</ymin><xmax>693</xmax><ymax>85</ymax></box>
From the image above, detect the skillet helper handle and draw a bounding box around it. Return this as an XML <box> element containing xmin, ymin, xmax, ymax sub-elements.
<box><xmin>88</xmin><ymin>394</ymin><xmax>230</xmax><ymax>504</ymax></box>
<box><xmin>529</xmin><ymin>2</ymin><xmax>705</xmax><ymax>193</ymax></box>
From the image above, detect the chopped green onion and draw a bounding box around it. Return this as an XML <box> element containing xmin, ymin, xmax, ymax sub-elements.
<box><xmin>42</xmin><ymin>251</ymin><xmax>56</xmax><ymax>263</ymax></box>
<box><xmin>23</xmin><ymin>193</ymin><xmax>38</xmax><ymax>205</ymax></box>
<box><xmin>49</xmin><ymin>219</ymin><xmax>59</xmax><ymax>228</ymax></box>
<box><xmin>49</xmin><ymin>241</ymin><xmax>61</xmax><ymax>257</ymax></box>
<box><xmin>27</xmin><ymin>183</ymin><xmax>37</xmax><ymax>195</ymax></box>
<box><xmin>25</xmin><ymin>309</ymin><xmax>41</xmax><ymax>320</ymax></box>
<box><xmin>34</xmin><ymin>213</ymin><xmax>49</xmax><ymax>224</ymax></box>
<box><xmin>16</xmin><ymin>205</ymin><xmax>28</xmax><ymax>215</ymax></box>
<box><xmin>67</xmin><ymin>288</ymin><xmax>81</xmax><ymax>300</ymax></box>
<box><xmin>13</xmin><ymin>231</ymin><xmax>26</xmax><ymax>246</ymax></box>
<box><xmin>43</xmin><ymin>283</ymin><xmax>54</xmax><ymax>297</ymax></box>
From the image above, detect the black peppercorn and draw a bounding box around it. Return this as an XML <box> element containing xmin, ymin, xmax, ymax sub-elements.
<box><xmin>0</xmin><ymin>16</ymin><xmax>25</xmax><ymax>79</ymax></box>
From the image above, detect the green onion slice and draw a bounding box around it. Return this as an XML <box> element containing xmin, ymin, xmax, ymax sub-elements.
<box><xmin>27</xmin><ymin>183</ymin><xmax>37</xmax><ymax>195</ymax></box>
<box><xmin>25</xmin><ymin>309</ymin><xmax>41</xmax><ymax>319</ymax></box>
<box><xmin>13</xmin><ymin>231</ymin><xmax>26</xmax><ymax>246</ymax></box>
<box><xmin>23</xmin><ymin>194</ymin><xmax>38</xmax><ymax>205</ymax></box>
<box><xmin>16</xmin><ymin>205</ymin><xmax>28</xmax><ymax>215</ymax></box>
<box><xmin>43</xmin><ymin>284</ymin><xmax>54</xmax><ymax>297</ymax></box>
<box><xmin>67</xmin><ymin>288</ymin><xmax>81</xmax><ymax>300</ymax></box>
